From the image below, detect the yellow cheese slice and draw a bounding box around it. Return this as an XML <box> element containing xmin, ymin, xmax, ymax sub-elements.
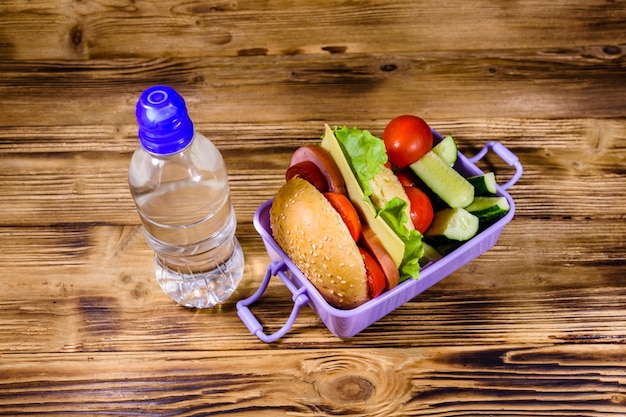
<box><xmin>321</xmin><ymin>124</ymin><xmax>405</xmax><ymax>267</ymax></box>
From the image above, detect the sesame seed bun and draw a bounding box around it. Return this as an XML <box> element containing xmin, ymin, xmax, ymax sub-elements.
<box><xmin>269</xmin><ymin>177</ymin><xmax>369</xmax><ymax>309</ymax></box>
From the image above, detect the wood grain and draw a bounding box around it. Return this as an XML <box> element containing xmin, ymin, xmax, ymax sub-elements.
<box><xmin>1</xmin><ymin>0</ymin><xmax>625</xmax><ymax>415</ymax></box>
<box><xmin>2</xmin><ymin>346</ymin><xmax>625</xmax><ymax>415</ymax></box>
<box><xmin>2</xmin><ymin>48</ymin><xmax>625</xmax><ymax>128</ymax></box>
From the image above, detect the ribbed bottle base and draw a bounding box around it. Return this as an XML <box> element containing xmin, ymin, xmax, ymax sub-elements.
<box><xmin>153</xmin><ymin>238</ymin><xmax>244</xmax><ymax>308</ymax></box>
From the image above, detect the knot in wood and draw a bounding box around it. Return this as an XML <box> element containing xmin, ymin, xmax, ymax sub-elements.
<box><xmin>603</xmin><ymin>45</ymin><xmax>622</xmax><ymax>55</ymax></box>
<box><xmin>321</xmin><ymin>375</ymin><xmax>375</xmax><ymax>403</ymax></box>
<box><xmin>70</xmin><ymin>24</ymin><xmax>83</xmax><ymax>47</ymax></box>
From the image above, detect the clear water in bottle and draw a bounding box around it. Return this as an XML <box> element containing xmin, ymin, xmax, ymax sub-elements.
<box><xmin>129</xmin><ymin>85</ymin><xmax>244</xmax><ymax>308</ymax></box>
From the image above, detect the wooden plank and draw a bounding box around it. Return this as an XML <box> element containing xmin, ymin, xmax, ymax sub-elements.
<box><xmin>1</xmin><ymin>47</ymin><xmax>625</xmax><ymax>126</ymax></box>
<box><xmin>1</xmin><ymin>118</ymin><xmax>624</xmax><ymax>226</ymax></box>
<box><xmin>1</xmin><ymin>0</ymin><xmax>625</xmax><ymax>60</ymax></box>
<box><xmin>0</xmin><ymin>218</ymin><xmax>623</xmax><ymax>352</ymax></box>
<box><xmin>1</xmin><ymin>346</ymin><xmax>625</xmax><ymax>415</ymax></box>
<box><xmin>3</xmin><ymin>153</ymin><xmax>625</xmax><ymax>225</ymax></box>
<box><xmin>2</xmin><ymin>118</ymin><xmax>625</xmax><ymax>155</ymax></box>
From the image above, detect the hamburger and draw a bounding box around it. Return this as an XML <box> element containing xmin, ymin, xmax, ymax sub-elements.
<box><xmin>269</xmin><ymin>124</ymin><xmax>424</xmax><ymax>309</ymax></box>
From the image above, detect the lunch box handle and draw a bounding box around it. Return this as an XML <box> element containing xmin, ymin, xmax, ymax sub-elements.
<box><xmin>468</xmin><ymin>141</ymin><xmax>523</xmax><ymax>190</ymax></box>
<box><xmin>236</xmin><ymin>261</ymin><xmax>309</xmax><ymax>343</ymax></box>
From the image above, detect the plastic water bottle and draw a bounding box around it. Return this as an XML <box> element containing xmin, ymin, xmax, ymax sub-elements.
<box><xmin>128</xmin><ymin>85</ymin><xmax>244</xmax><ymax>308</ymax></box>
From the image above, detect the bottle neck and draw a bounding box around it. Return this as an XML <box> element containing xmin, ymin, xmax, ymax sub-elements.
<box><xmin>142</xmin><ymin>131</ymin><xmax>196</xmax><ymax>158</ymax></box>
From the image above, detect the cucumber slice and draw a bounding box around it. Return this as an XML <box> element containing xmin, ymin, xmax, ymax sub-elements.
<box><xmin>419</xmin><ymin>241</ymin><xmax>443</xmax><ymax>266</ymax></box>
<box><xmin>410</xmin><ymin>151</ymin><xmax>474</xmax><ymax>208</ymax></box>
<box><xmin>425</xmin><ymin>208</ymin><xmax>479</xmax><ymax>241</ymax></box>
<box><xmin>465</xmin><ymin>196</ymin><xmax>510</xmax><ymax>223</ymax></box>
<box><xmin>432</xmin><ymin>135</ymin><xmax>458</xmax><ymax>166</ymax></box>
<box><xmin>467</xmin><ymin>172</ymin><xmax>497</xmax><ymax>195</ymax></box>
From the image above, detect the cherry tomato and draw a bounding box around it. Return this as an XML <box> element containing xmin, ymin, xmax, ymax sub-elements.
<box><xmin>359</xmin><ymin>247</ymin><xmax>386</xmax><ymax>299</ymax></box>
<box><xmin>286</xmin><ymin>161</ymin><xmax>328</xmax><ymax>193</ymax></box>
<box><xmin>383</xmin><ymin>115</ymin><xmax>433</xmax><ymax>169</ymax></box>
<box><xmin>403</xmin><ymin>186</ymin><xmax>434</xmax><ymax>234</ymax></box>
<box><xmin>394</xmin><ymin>168</ymin><xmax>419</xmax><ymax>188</ymax></box>
<box><xmin>324</xmin><ymin>192</ymin><xmax>362</xmax><ymax>241</ymax></box>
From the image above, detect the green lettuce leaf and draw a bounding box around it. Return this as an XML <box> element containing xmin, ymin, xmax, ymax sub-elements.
<box><xmin>377</xmin><ymin>197</ymin><xmax>424</xmax><ymax>281</ymax></box>
<box><xmin>399</xmin><ymin>229</ymin><xmax>424</xmax><ymax>281</ymax></box>
<box><xmin>332</xmin><ymin>126</ymin><xmax>387</xmax><ymax>196</ymax></box>
<box><xmin>376</xmin><ymin>197</ymin><xmax>411</xmax><ymax>240</ymax></box>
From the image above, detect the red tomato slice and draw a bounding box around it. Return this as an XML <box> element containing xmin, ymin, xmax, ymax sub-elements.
<box><xmin>324</xmin><ymin>192</ymin><xmax>362</xmax><ymax>241</ymax></box>
<box><xmin>403</xmin><ymin>186</ymin><xmax>434</xmax><ymax>234</ymax></box>
<box><xmin>286</xmin><ymin>161</ymin><xmax>328</xmax><ymax>193</ymax></box>
<box><xmin>359</xmin><ymin>247</ymin><xmax>386</xmax><ymax>299</ymax></box>
<box><xmin>383</xmin><ymin>115</ymin><xmax>433</xmax><ymax>169</ymax></box>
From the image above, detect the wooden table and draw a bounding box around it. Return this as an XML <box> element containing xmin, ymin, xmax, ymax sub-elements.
<box><xmin>1</xmin><ymin>1</ymin><xmax>625</xmax><ymax>415</ymax></box>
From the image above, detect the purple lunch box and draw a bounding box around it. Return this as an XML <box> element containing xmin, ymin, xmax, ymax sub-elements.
<box><xmin>237</xmin><ymin>131</ymin><xmax>523</xmax><ymax>342</ymax></box>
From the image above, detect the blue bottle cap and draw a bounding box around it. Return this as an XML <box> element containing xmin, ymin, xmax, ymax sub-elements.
<box><xmin>135</xmin><ymin>86</ymin><xmax>194</xmax><ymax>155</ymax></box>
